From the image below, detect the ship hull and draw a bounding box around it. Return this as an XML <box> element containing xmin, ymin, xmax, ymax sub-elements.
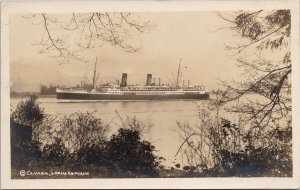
<box><xmin>56</xmin><ymin>92</ymin><xmax>209</xmax><ymax>100</ymax></box>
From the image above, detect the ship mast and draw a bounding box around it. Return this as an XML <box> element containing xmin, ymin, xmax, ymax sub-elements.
<box><xmin>92</xmin><ymin>57</ymin><xmax>97</xmax><ymax>90</ymax></box>
<box><xmin>175</xmin><ymin>58</ymin><xmax>182</xmax><ymax>88</ymax></box>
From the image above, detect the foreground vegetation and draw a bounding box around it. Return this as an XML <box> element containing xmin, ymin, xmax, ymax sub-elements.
<box><xmin>11</xmin><ymin>94</ymin><xmax>292</xmax><ymax>178</ymax></box>
<box><xmin>176</xmin><ymin>94</ymin><xmax>292</xmax><ymax>177</ymax></box>
<box><xmin>11</xmin><ymin>95</ymin><xmax>164</xmax><ymax>178</ymax></box>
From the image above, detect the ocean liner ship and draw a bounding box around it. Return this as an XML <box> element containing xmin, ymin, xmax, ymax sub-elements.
<box><xmin>56</xmin><ymin>60</ymin><xmax>209</xmax><ymax>100</ymax></box>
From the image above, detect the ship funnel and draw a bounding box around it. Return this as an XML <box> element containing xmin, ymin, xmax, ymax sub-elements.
<box><xmin>146</xmin><ymin>74</ymin><xmax>152</xmax><ymax>86</ymax></box>
<box><xmin>159</xmin><ymin>78</ymin><xmax>161</xmax><ymax>86</ymax></box>
<box><xmin>120</xmin><ymin>73</ymin><xmax>127</xmax><ymax>87</ymax></box>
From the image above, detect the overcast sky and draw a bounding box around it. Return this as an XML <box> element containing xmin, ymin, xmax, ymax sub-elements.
<box><xmin>10</xmin><ymin>12</ymin><xmax>245</xmax><ymax>92</ymax></box>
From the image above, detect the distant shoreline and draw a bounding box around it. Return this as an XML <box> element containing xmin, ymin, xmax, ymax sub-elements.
<box><xmin>10</xmin><ymin>94</ymin><xmax>56</xmax><ymax>99</ymax></box>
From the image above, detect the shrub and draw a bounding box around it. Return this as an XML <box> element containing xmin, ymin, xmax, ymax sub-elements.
<box><xmin>10</xmin><ymin>98</ymin><xmax>161</xmax><ymax>177</ymax></box>
<box><xmin>73</xmin><ymin>140</ymin><xmax>107</xmax><ymax>166</ymax></box>
<box><xmin>10</xmin><ymin>95</ymin><xmax>51</xmax><ymax>169</ymax></box>
<box><xmin>42</xmin><ymin>137</ymin><xmax>69</xmax><ymax>164</ymax></box>
<box><xmin>11</xmin><ymin>120</ymin><xmax>42</xmax><ymax>168</ymax></box>
<box><xmin>11</xmin><ymin>95</ymin><xmax>53</xmax><ymax>143</ymax></box>
<box><xmin>11</xmin><ymin>95</ymin><xmax>45</xmax><ymax>126</ymax></box>
<box><xmin>11</xmin><ymin>139</ymin><xmax>42</xmax><ymax>169</ymax></box>
<box><xmin>177</xmin><ymin>98</ymin><xmax>292</xmax><ymax>177</ymax></box>
<box><xmin>58</xmin><ymin>112</ymin><xmax>109</xmax><ymax>153</ymax></box>
<box><xmin>106</xmin><ymin>128</ymin><xmax>159</xmax><ymax>176</ymax></box>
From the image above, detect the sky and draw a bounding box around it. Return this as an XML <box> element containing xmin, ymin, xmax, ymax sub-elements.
<box><xmin>9</xmin><ymin>12</ymin><xmax>246</xmax><ymax>92</ymax></box>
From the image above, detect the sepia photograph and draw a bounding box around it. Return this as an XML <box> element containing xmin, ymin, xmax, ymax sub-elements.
<box><xmin>1</xmin><ymin>0</ymin><xmax>300</xmax><ymax>189</ymax></box>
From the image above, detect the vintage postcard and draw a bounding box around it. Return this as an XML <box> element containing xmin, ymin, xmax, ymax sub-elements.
<box><xmin>1</xmin><ymin>0</ymin><xmax>300</xmax><ymax>189</ymax></box>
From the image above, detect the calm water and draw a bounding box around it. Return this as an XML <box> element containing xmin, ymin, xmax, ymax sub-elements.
<box><xmin>11</xmin><ymin>97</ymin><xmax>207</xmax><ymax>167</ymax></box>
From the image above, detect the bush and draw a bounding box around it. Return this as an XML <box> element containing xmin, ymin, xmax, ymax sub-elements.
<box><xmin>106</xmin><ymin>128</ymin><xmax>159</xmax><ymax>176</ymax></box>
<box><xmin>11</xmin><ymin>95</ymin><xmax>53</xmax><ymax>143</ymax></box>
<box><xmin>11</xmin><ymin>95</ymin><xmax>45</xmax><ymax>126</ymax></box>
<box><xmin>178</xmin><ymin>114</ymin><xmax>292</xmax><ymax>177</ymax></box>
<box><xmin>11</xmin><ymin>120</ymin><xmax>42</xmax><ymax>168</ymax></box>
<box><xmin>58</xmin><ymin>112</ymin><xmax>109</xmax><ymax>152</ymax></box>
<box><xmin>10</xmin><ymin>95</ymin><xmax>48</xmax><ymax>169</ymax></box>
<box><xmin>10</xmin><ymin>97</ymin><xmax>161</xmax><ymax>177</ymax></box>
<box><xmin>73</xmin><ymin>140</ymin><xmax>107</xmax><ymax>166</ymax></box>
<box><xmin>42</xmin><ymin>137</ymin><xmax>69</xmax><ymax>164</ymax></box>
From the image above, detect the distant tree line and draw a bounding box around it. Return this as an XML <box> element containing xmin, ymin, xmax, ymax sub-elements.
<box><xmin>40</xmin><ymin>85</ymin><xmax>58</xmax><ymax>95</ymax></box>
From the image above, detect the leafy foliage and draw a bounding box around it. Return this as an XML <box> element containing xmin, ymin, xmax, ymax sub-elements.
<box><xmin>177</xmin><ymin>95</ymin><xmax>292</xmax><ymax>177</ymax></box>
<box><xmin>11</xmin><ymin>95</ymin><xmax>45</xmax><ymax>126</ymax></box>
<box><xmin>11</xmin><ymin>95</ymin><xmax>54</xmax><ymax>143</ymax></box>
<box><xmin>10</xmin><ymin>96</ymin><xmax>47</xmax><ymax>168</ymax></box>
<box><xmin>10</xmin><ymin>120</ymin><xmax>42</xmax><ymax>168</ymax></box>
<box><xmin>11</xmin><ymin>97</ymin><xmax>160</xmax><ymax>177</ymax></box>
<box><xmin>57</xmin><ymin>112</ymin><xmax>109</xmax><ymax>152</ymax></box>
<box><xmin>106</xmin><ymin>128</ymin><xmax>159</xmax><ymax>176</ymax></box>
<box><xmin>11</xmin><ymin>139</ymin><xmax>42</xmax><ymax>169</ymax></box>
<box><xmin>42</xmin><ymin>137</ymin><xmax>69</xmax><ymax>163</ymax></box>
<box><xmin>72</xmin><ymin>140</ymin><xmax>108</xmax><ymax>167</ymax></box>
